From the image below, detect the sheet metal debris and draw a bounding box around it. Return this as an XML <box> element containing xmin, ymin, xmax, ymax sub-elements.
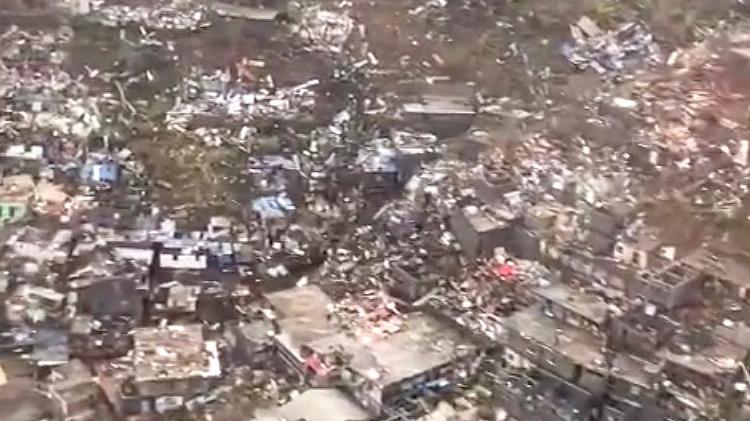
<box><xmin>562</xmin><ymin>18</ymin><xmax>661</xmax><ymax>74</ymax></box>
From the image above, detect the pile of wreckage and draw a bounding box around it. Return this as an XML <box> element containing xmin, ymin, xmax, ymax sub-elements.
<box><xmin>293</xmin><ymin>5</ymin><xmax>355</xmax><ymax>53</ymax></box>
<box><xmin>562</xmin><ymin>16</ymin><xmax>661</xmax><ymax>75</ymax></box>
<box><xmin>166</xmin><ymin>68</ymin><xmax>319</xmax><ymax>132</ymax></box>
<box><xmin>3</xmin><ymin>2</ymin><xmax>750</xmax><ymax>421</ymax></box>
<box><xmin>92</xmin><ymin>0</ymin><xmax>211</xmax><ymax>31</ymax></box>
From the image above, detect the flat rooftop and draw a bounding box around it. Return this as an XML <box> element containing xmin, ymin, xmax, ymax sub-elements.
<box><xmin>610</xmin><ymin>353</ymin><xmax>662</xmax><ymax>389</ymax></box>
<box><xmin>306</xmin><ymin>312</ymin><xmax>475</xmax><ymax>386</ymax></box>
<box><xmin>264</xmin><ymin>285</ymin><xmax>338</xmax><ymax>358</ymax></box>
<box><xmin>684</xmin><ymin>246</ymin><xmax>750</xmax><ymax>288</ymax></box>
<box><xmin>132</xmin><ymin>324</ymin><xmax>220</xmax><ymax>383</ymax></box>
<box><xmin>504</xmin><ymin>305</ymin><xmax>607</xmax><ymax>373</ymax></box>
<box><xmin>661</xmin><ymin>336</ymin><xmax>746</xmax><ymax>378</ymax></box>
<box><xmin>265</xmin><ymin>285</ymin><xmax>476</xmax><ymax>386</ymax></box>
<box><xmin>279</xmin><ymin>388</ymin><xmax>369</xmax><ymax>421</ymax></box>
<box><xmin>532</xmin><ymin>284</ymin><xmax>609</xmax><ymax>326</ymax></box>
<box><xmin>459</xmin><ymin>206</ymin><xmax>507</xmax><ymax>233</ymax></box>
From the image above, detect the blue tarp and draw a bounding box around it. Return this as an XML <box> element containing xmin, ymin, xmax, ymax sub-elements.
<box><xmin>252</xmin><ymin>195</ymin><xmax>296</xmax><ymax>220</ymax></box>
<box><xmin>80</xmin><ymin>161</ymin><xmax>119</xmax><ymax>183</ymax></box>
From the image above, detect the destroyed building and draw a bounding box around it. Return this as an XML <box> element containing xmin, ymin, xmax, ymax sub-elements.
<box><xmin>47</xmin><ymin>359</ymin><xmax>110</xmax><ymax>421</ymax></box>
<box><xmin>264</xmin><ymin>285</ymin><xmax>478</xmax><ymax>414</ymax></box>
<box><xmin>450</xmin><ymin>205</ymin><xmax>513</xmax><ymax>259</ymax></box>
<box><xmin>627</xmin><ymin>262</ymin><xmax>704</xmax><ymax>311</ymax></box>
<box><xmin>115</xmin><ymin>324</ymin><xmax>221</xmax><ymax>415</ymax></box>
<box><xmin>608</xmin><ymin>308</ymin><xmax>679</xmax><ymax>360</ymax></box>
<box><xmin>2</xmin><ymin>1</ymin><xmax>750</xmax><ymax>421</ymax></box>
<box><xmin>502</xmin><ymin>305</ymin><xmax>608</xmax><ymax>391</ymax></box>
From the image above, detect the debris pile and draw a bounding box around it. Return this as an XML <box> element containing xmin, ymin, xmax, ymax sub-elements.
<box><xmin>295</xmin><ymin>6</ymin><xmax>355</xmax><ymax>53</ymax></box>
<box><xmin>94</xmin><ymin>0</ymin><xmax>211</xmax><ymax>31</ymax></box>
<box><xmin>333</xmin><ymin>291</ymin><xmax>404</xmax><ymax>337</ymax></box>
<box><xmin>635</xmin><ymin>34</ymin><xmax>750</xmax><ymax>154</ymax></box>
<box><xmin>0</xmin><ymin>2</ymin><xmax>748</xmax><ymax>421</ymax></box>
<box><xmin>562</xmin><ymin>17</ymin><xmax>661</xmax><ymax>74</ymax></box>
<box><xmin>166</xmin><ymin>71</ymin><xmax>318</xmax><ymax>132</ymax></box>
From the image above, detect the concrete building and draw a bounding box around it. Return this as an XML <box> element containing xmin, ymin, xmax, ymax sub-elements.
<box><xmin>386</xmin><ymin>261</ymin><xmax>440</xmax><ymax>303</ymax></box>
<box><xmin>450</xmin><ymin>206</ymin><xmax>511</xmax><ymax>259</ymax></box>
<box><xmin>608</xmin><ymin>308</ymin><xmax>679</xmax><ymax>360</ymax></box>
<box><xmin>264</xmin><ymin>285</ymin><xmax>478</xmax><ymax>414</ymax></box>
<box><xmin>532</xmin><ymin>283</ymin><xmax>611</xmax><ymax>334</ymax></box>
<box><xmin>121</xmin><ymin>324</ymin><xmax>221</xmax><ymax>414</ymax></box>
<box><xmin>627</xmin><ymin>262</ymin><xmax>704</xmax><ymax>311</ymax></box>
<box><xmin>48</xmin><ymin>359</ymin><xmax>109</xmax><ymax>421</ymax></box>
<box><xmin>501</xmin><ymin>305</ymin><xmax>608</xmax><ymax>393</ymax></box>
<box><xmin>660</xmin><ymin>333</ymin><xmax>746</xmax><ymax>394</ymax></box>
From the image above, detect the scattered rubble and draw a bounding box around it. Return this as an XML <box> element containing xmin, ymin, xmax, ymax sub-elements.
<box><xmin>294</xmin><ymin>5</ymin><xmax>355</xmax><ymax>53</ymax></box>
<box><xmin>0</xmin><ymin>2</ymin><xmax>747</xmax><ymax>421</ymax></box>
<box><xmin>562</xmin><ymin>17</ymin><xmax>661</xmax><ymax>75</ymax></box>
<box><xmin>93</xmin><ymin>0</ymin><xmax>211</xmax><ymax>31</ymax></box>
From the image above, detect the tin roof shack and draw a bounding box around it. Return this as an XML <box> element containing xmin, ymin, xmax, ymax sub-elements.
<box><xmin>450</xmin><ymin>205</ymin><xmax>512</xmax><ymax>260</ymax></box>
<box><xmin>128</xmin><ymin>325</ymin><xmax>221</xmax><ymax>414</ymax></box>
<box><xmin>532</xmin><ymin>283</ymin><xmax>610</xmax><ymax>334</ymax></box>
<box><xmin>600</xmin><ymin>395</ymin><xmax>687</xmax><ymax>421</ymax></box>
<box><xmin>502</xmin><ymin>305</ymin><xmax>608</xmax><ymax>393</ymax></box>
<box><xmin>0</xmin><ymin>174</ymin><xmax>35</xmax><ymax>225</ymax></box>
<box><xmin>400</xmin><ymin>90</ymin><xmax>476</xmax><ymax>137</ymax></box>
<box><xmin>47</xmin><ymin>359</ymin><xmax>109</xmax><ymax>421</ymax></box>
<box><xmin>264</xmin><ymin>285</ymin><xmax>478</xmax><ymax>414</ymax></box>
<box><xmin>157</xmin><ymin>244</ymin><xmax>209</xmax><ymax>272</ymax></box>
<box><xmin>608</xmin><ymin>308</ymin><xmax>679</xmax><ymax>360</ymax></box>
<box><xmin>627</xmin><ymin>262</ymin><xmax>704</xmax><ymax>311</ymax></box>
<box><xmin>492</xmin><ymin>369</ymin><xmax>601</xmax><ymax>421</ymax></box>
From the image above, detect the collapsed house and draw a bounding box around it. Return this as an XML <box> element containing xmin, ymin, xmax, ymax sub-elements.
<box><xmin>263</xmin><ymin>285</ymin><xmax>479</xmax><ymax>414</ymax></box>
<box><xmin>107</xmin><ymin>324</ymin><xmax>221</xmax><ymax>415</ymax></box>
